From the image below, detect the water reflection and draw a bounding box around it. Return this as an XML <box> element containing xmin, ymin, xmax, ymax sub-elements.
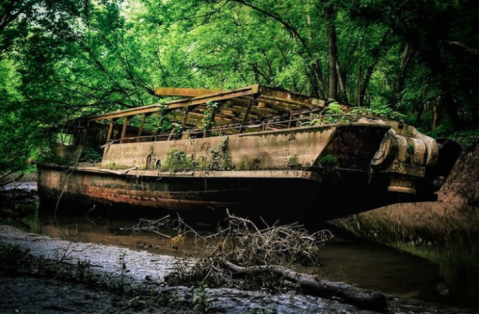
<box><xmin>0</xmin><ymin>201</ymin><xmax>39</xmax><ymax>233</ymax></box>
<box><xmin>440</xmin><ymin>261</ymin><xmax>479</xmax><ymax>308</ymax></box>
<box><xmin>394</xmin><ymin>243</ymin><xmax>479</xmax><ymax>309</ymax></box>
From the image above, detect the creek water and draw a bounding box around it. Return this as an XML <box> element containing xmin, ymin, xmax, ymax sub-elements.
<box><xmin>2</xmin><ymin>199</ymin><xmax>479</xmax><ymax>312</ymax></box>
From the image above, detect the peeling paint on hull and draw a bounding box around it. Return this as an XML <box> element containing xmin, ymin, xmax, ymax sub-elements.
<box><xmin>36</xmin><ymin>118</ymin><xmax>459</xmax><ymax>224</ymax></box>
<box><xmin>36</xmin><ymin>163</ymin><xmax>427</xmax><ymax>223</ymax></box>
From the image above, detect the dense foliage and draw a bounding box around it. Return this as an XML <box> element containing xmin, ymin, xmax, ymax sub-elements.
<box><xmin>1</xmin><ymin>0</ymin><xmax>478</xmax><ymax>173</ymax></box>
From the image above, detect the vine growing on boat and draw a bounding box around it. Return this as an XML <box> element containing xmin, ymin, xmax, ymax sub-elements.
<box><xmin>304</xmin><ymin>103</ymin><xmax>407</xmax><ymax>127</ymax></box>
<box><xmin>201</xmin><ymin>137</ymin><xmax>233</xmax><ymax>171</ymax></box>
<box><xmin>202</xmin><ymin>101</ymin><xmax>218</xmax><ymax>132</ymax></box>
<box><xmin>31</xmin><ymin>146</ymin><xmax>73</xmax><ymax>165</ymax></box>
<box><xmin>194</xmin><ymin>138</ymin><xmax>231</xmax><ymax>171</ymax></box>
<box><xmin>303</xmin><ymin>103</ymin><xmax>348</xmax><ymax>126</ymax></box>
<box><xmin>319</xmin><ymin>155</ymin><xmax>338</xmax><ymax>169</ymax></box>
<box><xmin>162</xmin><ymin>148</ymin><xmax>196</xmax><ymax>172</ymax></box>
<box><xmin>78</xmin><ymin>146</ymin><xmax>103</xmax><ymax>163</ymax></box>
<box><xmin>158</xmin><ymin>104</ymin><xmax>173</xmax><ymax>132</ymax></box>
<box><xmin>285</xmin><ymin>154</ymin><xmax>301</xmax><ymax>169</ymax></box>
<box><xmin>172</xmin><ymin>124</ymin><xmax>184</xmax><ymax>139</ymax></box>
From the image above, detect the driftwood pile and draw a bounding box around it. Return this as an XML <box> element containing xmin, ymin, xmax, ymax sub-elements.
<box><xmin>126</xmin><ymin>210</ymin><xmax>388</xmax><ymax>310</ymax></box>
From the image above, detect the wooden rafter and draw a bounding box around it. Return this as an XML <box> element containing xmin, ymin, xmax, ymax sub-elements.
<box><xmin>155</xmin><ymin>87</ymin><xmax>226</xmax><ymax>97</ymax></box>
<box><xmin>69</xmin><ymin>85</ymin><xmax>346</xmax><ymax>141</ymax></box>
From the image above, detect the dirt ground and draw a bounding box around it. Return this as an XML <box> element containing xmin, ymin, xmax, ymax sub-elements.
<box><xmin>437</xmin><ymin>141</ymin><xmax>479</xmax><ymax>206</ymax></box>
<box><xmin>0</xmin><ymin>276</ymin><xmax>196</xmax><ymax>314</ymax></box>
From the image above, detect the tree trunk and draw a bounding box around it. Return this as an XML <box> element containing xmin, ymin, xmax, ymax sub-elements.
<box><xmin>359</xmin><ymin>31</ymin><xmax>390</xmax><ymax>107</ymax></box>
<box><xmin>415</xmin><ymin>87</ymin><xmax>427</xmax><ymax>126</ymax></box>
<box><xmin>393</xmin><ymin>44</ymin><xmax>412</xmax><ymax>108</ymax></box>
<box><xmin>325</xmin><ymin>4</ymin><xmax>338</xmax><ymax>100</ymax></box>
<box><xmin>356</xmin><ymin>65</ymin><xmax>361</xmax><ymax>106</ymax></box>
<box><xmin>438</xmin><ymin>74</ymin><xmax>462</xmax><ymax>130</ymax></box>
<box><xmin>420</xmin><ymin>44</ymin><xmax>462</xmax><ymax>130</ymax></box>
<box><xmin>336</xmin><ymin>59</ymin><xmax>348</xmax><ymax>103</ymax></box>
<box><xmin>224</xmin><ymin>260</ymin><xmax>388</xmax><ymax>310</ymax></box>
<box><xmin>432</xmin><ymin>98</ymin><xmax>441</xmax><ymax>130</ymax></box>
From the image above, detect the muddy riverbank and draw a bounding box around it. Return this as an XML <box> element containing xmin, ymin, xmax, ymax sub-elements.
<box><xmin>1</xmin><ymin>223</ymin><xmax>478</xmax><ymax>314</ymax></box>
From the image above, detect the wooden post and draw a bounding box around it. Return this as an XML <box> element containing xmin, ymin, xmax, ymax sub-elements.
<box><xmin>107</xmin><ymin>119</ymin><xmax>117</xmax><ymax>142</ymax></box>
<box><xmin>204</xmin><ymin>104</ymin><xmax>218</xmax><ymax>137</ymax></box>
<box><xmin>157</xmin><ymin>114</ymin><xmax>165</xmax><ymax>141</ymax></box>
<box><xmin>137</xmin><ymin>114</ymin><xmax>147</xmax><ymax>142</ymax></box>
<box><xmin>239</xmin><ymin>96</ymin><xmax>257</xmax><ymax>134</ymax></box>
<box><xmin>167</xmin><ymin>127</ymin><xmax>176</xmax><ymax>141</ymax></box>
<box><xmin>182</xmin><ymin>107</ymin><xmax>189</xmax><ymax>128</ymax></box>
<box><xmin>120</xmin><ymin>116</ymin><xmax>129</xmax><ymax>144</ymax></box>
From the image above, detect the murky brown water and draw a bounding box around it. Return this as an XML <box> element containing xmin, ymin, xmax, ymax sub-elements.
<box><xmin>2</xmin><ymin>200</ymin><xmax>479</xmax><ymax>311</ymax></box>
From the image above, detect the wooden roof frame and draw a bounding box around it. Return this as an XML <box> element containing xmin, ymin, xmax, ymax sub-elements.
<box><xmin>70</xmin><ymin>85</ymin><xmax>347</xmax><ymax>128</ymax></box>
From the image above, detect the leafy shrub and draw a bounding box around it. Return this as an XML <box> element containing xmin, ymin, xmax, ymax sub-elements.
<box><xmin>162</xmin><ymin>148</ymin><xmax>196</xmax><ymax>172</ymax></box>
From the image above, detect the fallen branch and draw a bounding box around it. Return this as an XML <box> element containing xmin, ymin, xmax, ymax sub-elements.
<box><xmin>163</xmin><ymin>213</ymin><xmax>383</xmax><ymax>309</ymax></box>
<box><xmin>0</xmin><ymin>173</ymin><xmax>24</xmax><ymax>188</ymax></box>
<box><xmin>0</xmin><ymin>170</ymin><xmax>15</xmax><ymax>183</ymax></box>
<box><xmin>224</xmin><ymin>260</ymin><xmax>387</xmax><ymax>310</ymax></box>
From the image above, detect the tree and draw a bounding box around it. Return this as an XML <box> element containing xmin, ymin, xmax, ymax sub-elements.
<box><xmin>344</xmin><ymin>0</ymin><xmax>479</xmax><ymax>130</ymax></box>
<box><xmin>0</xmin><ymin>0</ymin><xmax>161</xmax><ymax>172</ymax></box>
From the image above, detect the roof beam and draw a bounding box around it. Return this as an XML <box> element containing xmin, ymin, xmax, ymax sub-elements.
<box><xmin>75</xmin><ymin>85</ymin><xmax>260</xmax><ymax>122</ymax></box>
<box><xmin>258</xmin><ymin>86</ymin><xmax>327</xmax><ymax>108</ymax></box>
<box><xmin>155</xmin><ymin>87</ymin><xmax>226</xmax><ymax>97</ymax></box>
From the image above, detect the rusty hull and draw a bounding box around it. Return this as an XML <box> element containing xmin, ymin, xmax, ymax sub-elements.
<box><xmin>36</xmin><ymin>121</ymin><xmax>445</xmax><ymax>222</ymax></box>
<box><xmin>37</xmin><ymin>163</ymin><xmax>406</xmax><ymax>222</ymax></box>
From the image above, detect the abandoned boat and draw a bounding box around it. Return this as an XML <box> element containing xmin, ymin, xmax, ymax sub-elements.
<box><xmin>36</xmin><ymin>85</ymin><xmax>461</xmax><ymax>222</ymax></box>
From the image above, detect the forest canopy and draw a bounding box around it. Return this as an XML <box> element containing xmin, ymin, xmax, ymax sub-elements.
<box><xmin>1</xmin><ymin>0</ymin><xmax>478</xmax><ymax>173</ymax></box>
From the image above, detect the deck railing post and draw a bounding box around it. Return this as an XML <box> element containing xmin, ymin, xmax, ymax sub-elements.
<box><xmin>137</xmin><ymin>114</ymin><xmax>147</xmax><ymax>142</ymax></box>
<box><xmin>106</xmin><ymin>118</ymin><xmax>118</xmax><ymax>143</ymax></box>
<box><xmin>239</xmin><ymin>96</ymin><xmax>257</xmax><ymax>134</ymax></box>
<box><xmin>204</xmin><ymin>102</ymin><xmax>221</xmax><ymax>137</ymax></box>
<box><xmin>120</xmin><ymin>116</ymin><xmax>129</xmax><ymax>144</ymax></box>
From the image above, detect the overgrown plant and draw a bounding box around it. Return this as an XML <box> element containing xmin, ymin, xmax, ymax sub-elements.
<box><xmin>192</xmin><ymin>282</ymin><xmax>215</xmax><ymax>313</ymax></box>
<box><xmin>172</xmin><ymin>124</ymin><xmax>184</xmax><ymax>139</ymax></box>
<box><xmin>201</xmin><ymin>137</ymin><xmax>232</xmax><ymax>171</ymax></box>
<box><xmin>304</xmin><ymin>103</ymin><xmax>407</xmax><ymax>127</ymax></box>
<box><xmin>319</xmin><ymin>155</ymin><xmax>338</xmax><ymax>168</ymax></box>
<box><xmin>0</xmin><ymin>243</ymin><xmax>34</xmax><ymax>273</ymax></box>
<box><xmin>202</xmin><ymin>102</ymin><xmax>219</xmax><ymax>132</ymax></box>
<box><xmin>78</xmin><ymin>147</ymin><xmax>103</xmax><ymax>163</ymax></box>
<box><xmin>118</xmin><ymin>250</ymin><xmax>128</xmax><ymax>294</ymax></box>
<box><xmin>162</xmin><ymin>148</ymin><xmax>196</xmax><ymax>172</ymax></box>
<box><xmin>30</xmin><ymin>146</ymin><xmax>71</xmax><ymax>165</ymax></box>
<box><xmin>285</xmin><ymin>154</ymin><xmax>301</xmax><ymax>169</ymax></box>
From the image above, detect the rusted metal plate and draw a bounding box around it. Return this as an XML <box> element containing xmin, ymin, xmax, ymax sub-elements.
<box><xmin>37</xmin><ymin>163</ymin><xmax>385</xmax><ymax>222</ymax></box>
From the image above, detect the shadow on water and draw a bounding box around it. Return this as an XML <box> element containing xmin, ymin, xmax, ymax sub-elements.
<box><xmin>331</xmin><ymin>201</ymin><xmax>479</xmax><ymax>309</ymax></box>
<box><xmin>0</xmin><ymin>200</ymin><xmax>39</xmax><ymax>233</ymax></box>
<box><xmin>2</xmin><ymin>200</ymin><xmax>479</xmax><ymax>310</ymax></box>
